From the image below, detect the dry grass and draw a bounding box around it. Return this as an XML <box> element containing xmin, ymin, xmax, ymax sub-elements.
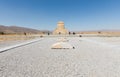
<box><xmin>0</xmin><ymin>35</ymin><xmax>40</xmax><ymax>42</ymax></box>
<box><xmin>79</xmin><ymin>31</ymin><xmax>120</xmax><ymax>37</ymax></box>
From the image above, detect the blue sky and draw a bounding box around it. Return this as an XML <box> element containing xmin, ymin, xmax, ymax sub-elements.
<box><xmin>0</xmin><ymin>0</ymin><xmax>120</xmax><ymax>31</ymax></box>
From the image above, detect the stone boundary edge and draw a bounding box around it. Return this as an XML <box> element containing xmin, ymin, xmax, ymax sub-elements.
<box><xmin>0</xmin><ymin>38</ymin><xmax>43</xmax><ymax>53</ymax></box>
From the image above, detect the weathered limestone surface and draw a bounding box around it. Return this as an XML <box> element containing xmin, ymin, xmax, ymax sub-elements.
<box><xmin>53</xmin><ymin>21</ymin><xmax>69</xmax><ymax>35</ymax></box>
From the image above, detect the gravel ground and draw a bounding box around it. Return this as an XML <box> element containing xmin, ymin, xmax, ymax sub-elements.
<box><xmin>0</xmin><ymin>40</ymin><xmax>30</xmax><ymax>49</ymax></box>
<box><xmin>0</xmin><ymin>37</ymin><xmax>120</xmax><ymax>77</ymax></box>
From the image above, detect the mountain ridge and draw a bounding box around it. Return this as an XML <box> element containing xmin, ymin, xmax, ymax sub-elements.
<box><xmin>0</xmin><ymin>25</ymin><xmax>47</xmax><ymax>34</ymax></box>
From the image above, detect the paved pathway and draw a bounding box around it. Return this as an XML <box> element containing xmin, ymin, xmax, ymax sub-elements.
<box><xmin>0</xmin><ymin>37</ymin><xmax>120</xmax><ymax>77</ymax></box>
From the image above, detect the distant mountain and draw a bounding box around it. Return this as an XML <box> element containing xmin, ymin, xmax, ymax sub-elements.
<box><xmin>0</xmin><ymin>25</ymin><xmax>47</xmax><ymax>34</ymax></box>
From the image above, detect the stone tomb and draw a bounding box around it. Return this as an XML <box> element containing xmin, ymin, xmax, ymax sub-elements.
<box><xmin>53</xmin><ymin>21</ymin><xmax>69</xmax><ymax>35</ymax></box>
